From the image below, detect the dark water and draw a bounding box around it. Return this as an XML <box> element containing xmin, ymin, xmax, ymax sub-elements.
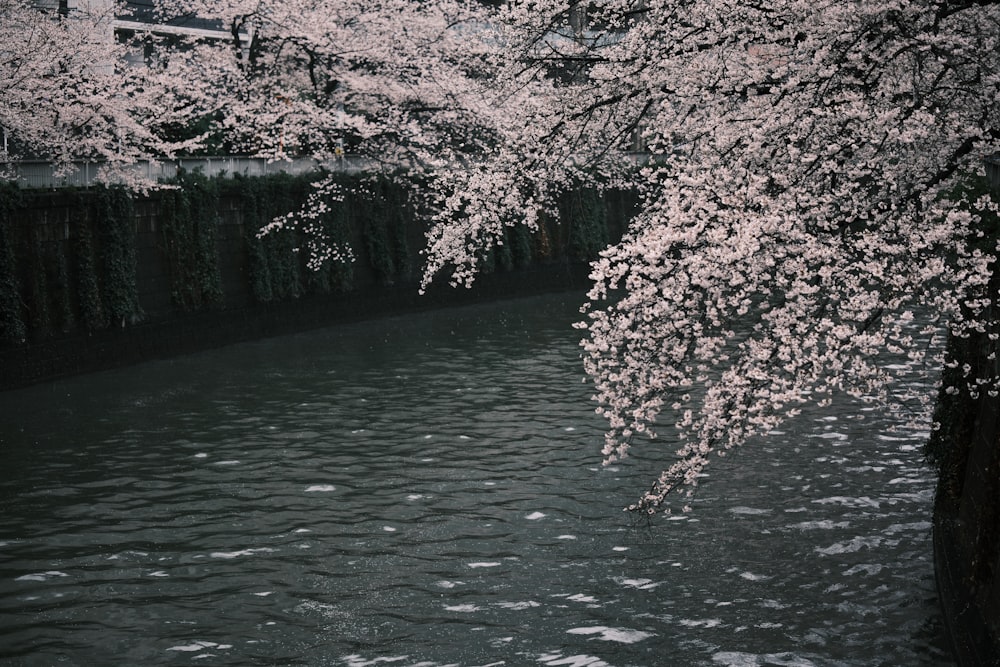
<box><xmin>0</xmin><ymin>293</ymin><xmax>953</xmax><ymax>666</ymax></box>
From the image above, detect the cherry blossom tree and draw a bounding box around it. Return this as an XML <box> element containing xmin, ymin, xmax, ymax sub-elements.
<box><xmin>4</xmin><ymin>0</ymin><xmax>510</xmax><ymax>188</ymax></box>
<box><xmin>0</xmin><ymin>0</ymin><xmax>206</xmax><ymax>185</ymax></box>
<box><xmin>135</xmin><ymin>0</ymin><xmax>506</xmax><ymax>163</ymax></box>
<box><xmin>6</xmin><ymin>0</ymin><xmax>1000</xmax><ymax>513</ymax></box>
<box><xmin>125</xmin><ymin>0</ymin><xmax>525</xmax><ymax>261</ymax></box>
<box><xmin>419</xmin><ymin>0</ymin><xmax>1000</xmax><ymax>512</ymax></box>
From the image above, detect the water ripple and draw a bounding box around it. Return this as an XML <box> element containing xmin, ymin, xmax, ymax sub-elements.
<box><xmin>0</xmin><ymin>295</ymin><xmax>953</xmax><ymax>666</ymax></box>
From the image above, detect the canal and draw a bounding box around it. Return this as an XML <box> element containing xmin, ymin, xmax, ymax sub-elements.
<box><xmin>0</xmin><ymin>293</ymin><xmax>953</xmax><ymax>665</ymax></box>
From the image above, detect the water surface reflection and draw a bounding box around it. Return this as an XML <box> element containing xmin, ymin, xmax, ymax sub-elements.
<box><xmin>0</xmin><ymin>294</ymin><xmax>952</xmax><ymax>665</ymax></box>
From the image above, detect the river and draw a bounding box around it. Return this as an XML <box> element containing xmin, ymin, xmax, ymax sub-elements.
<box><xmin>0</xmin><ymin>293</ymin><xmax>954</xmax><ymax>666</ymax></box>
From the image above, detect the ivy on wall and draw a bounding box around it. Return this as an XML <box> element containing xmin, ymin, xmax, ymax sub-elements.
<box><xmin>2</xmin><ymin>171</ymin><xmax>633</xmax><ymax>350</ymax></box>
<box><xmin>356</xmin><ymin>174</ymin><xmax>412</xmax><ymax>286</ymax></box>
<box><xmin>95</xmin><ymin>185</ymin><xmax>142</xmax><ymax>325</ymax></box>
<box><xmin>72</xmin><ymin>195</ymin><xmax>108</xmax><ymax>332</ymax></box>
<box><xmin>159</xmin><ymin>171</ymin><xmax>224</xmax><ymax>311</ymax></box>
<box><xmin>565</xmin><ymin>186</ymin><xmax>609</xmax><ymax>262</ymax></box>
<box><xmin>25</xmin><ymin>227</ymin><xmax>51</xmax><ymax>334</ymax></box>
<box><xmin>0</xmin><ymin>183</ymin><xmax>26</xmax><ymax>345</ymax></box>
<box><xmin>237</xmin><ymin>172</ymin><xmax>308</xmax><ymax>302</ymax></box>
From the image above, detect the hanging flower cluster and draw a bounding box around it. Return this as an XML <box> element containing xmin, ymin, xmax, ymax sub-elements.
<box><xmin>421</xmin><ymin>0</ymin><xmax>1000</xmax><ymax>512</ymax></box>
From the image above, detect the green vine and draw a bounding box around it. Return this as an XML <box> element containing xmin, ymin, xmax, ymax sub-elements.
<box><xmin>72</xmin><ymin>197</ymin><xmax>108</xmax><ymax>332</ymax></box>
<box><xmin>50</xmin><ymin>237</ymin><xmax>74</xmax><ymax>333</ymax></box>
<box><xmin>565</xmin><ymin>186</ymin><xmax>609</xmax><ymax>262</ymax></box>
<box><xmin>0</xmin><ymin>183</ymin><xmax>26</xmax><ymax>345</ymax></box>
<box><xmin>25</xmin><ymin>226</ymin><xmax>51</xmax><ymax>335</ymax></box>
<box><xmin>95</xmin><ymin>185</ymin><xmax>142</xmax><ymax>326</ymax></box>
<box><xmin>238</xmin><ymin>175</ymin><xmax>276</xmax><ymax>303</ymax></box>
<box><xmin>507</xmin><ymin>221</ymin><xmax>534</xmax><ymax>269</ymax></box>
<box><xmin>358</xmin><ymin>174</ymin><xmax>412</xmax><ymax>286</ymax></box>
<box><xmin>160</xmin><ymin>170</ymin><xmax>224</xmax><ymax>311</ymax></box>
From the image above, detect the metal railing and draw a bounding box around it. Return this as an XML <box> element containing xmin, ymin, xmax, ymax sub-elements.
<box><xmin>2</xmin><ymin>155</ymin><xmax>372</xmax><ymax>189</ymax></box>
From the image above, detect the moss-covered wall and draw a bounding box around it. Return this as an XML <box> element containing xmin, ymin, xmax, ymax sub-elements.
<box><xmin>0</xmin><ymin>173</ymin><xmax>634</xmax><ymax>389</ymax></box>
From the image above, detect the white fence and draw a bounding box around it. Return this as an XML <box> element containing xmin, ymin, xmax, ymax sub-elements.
<box><xmin>3</xmin><ymin>155</ymin><xmax>372</xmax><ymax>189</ymax></box>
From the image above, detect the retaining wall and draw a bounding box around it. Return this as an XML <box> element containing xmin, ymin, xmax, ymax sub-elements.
<box><xmin>0</xmin><ymin>174</ymin><xmax>633</xmax><ymax>391</ymax></box>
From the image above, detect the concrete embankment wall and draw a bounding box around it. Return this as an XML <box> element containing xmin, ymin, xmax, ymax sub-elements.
<box><xmin>0</xmin><ymin>172</ymin><xmax>633</xmax><ymax>391</ymax></box>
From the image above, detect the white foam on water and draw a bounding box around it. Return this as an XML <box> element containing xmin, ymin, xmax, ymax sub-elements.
<box><xmin>443</xmin><ymin>603</ymin><xmax>479</xmax><ymax>612</ymax></box>
<box><xmin>167</xmin><ymin>641</ymin><xmax>232</xmax><ymax>652</ymax></box>
<box><xmin>15</xmin><ymin>571</ymin><xmax>68</xmax><ymax>582</ymax></box>
<box><xmin>253</xmin><ymin>591</ymin><xmax>274</xmax><ymax>597</ymax></box>
<box><xmin>760</xmin><ymin>599</ymin><xmax>790</xmax><ymax>609</ymax></box>
<box><xmin>538</xmin><ymin>653</ymin><xmax>610</xmax><ymax>666</ymax></box>
<box><xmin>496</xmin><ymin>600</ymin><xmax>541</xmax><ymax>610</ymax></box>
<box><xmin>679</xmin><ymin>618</ymin><xmax>724</xmax><ymax>628</ymax></box>
<box><xmin>613</xmin><ymin>577</ymin><xmax>660</xmax><ymax>590</ymax></box>
<box><xmin>148</xmin><ymin>571</ymin><xmax>168</xmax><ymax>578</ymax></box>
<box><xmin>382</xmin><ymin>526</ymin><xmax>397</xmax><ymax>532</ymax></box>
<box><xmin>565</xmin><ymin>626</ymin><xmax>654</xmax><ymax>643</ymax></box>
<box><xmin>813</xmin><ymin>496</ymin><xmax>881</xmax><ymax>509</ymax></box>
<box><xmin>612</xmin><ymin>546</ymin><xmax>628</xmax><ymax>552</ymax></box>
<box><xmin>293</xmin><ymin>528</ymin><xmax>311</xmax><ymax>533</ymax></box>
<box><xmin>843</xmin><ymin>563</ymin><xmax>883</xmax><ymax>576</ymax></box>
<box><xmin>564</xmin><ymin>427</ymin><xmax>576</xmax><ymax>432</ymax></box>
<box><xmin>567</xmin><ymin>593</ymin><xmax>599</xmax><ymax>604</ymax></box>
<box><xmin>209</xmin><ymin>548</ymin><xmax>275</xmax><ymax>559</ymax></box>
<box><xmin>406</xmin><ymin>494</ymin><xmax>424</xmax><ymax>500</ymax></box>
<box><xmin>885</xmin><ymin>521</ymin><xmax>932</xmax><ymax>534</ymax></box>
<box><xmin>435</xmin><ymin>580</ymin><xmax>462</xmax><ymax>589</ymax></box>
<box><xmin>304</xmin><ymin>484</ymin><xmax>336</xmax><ymax>492</ymax></box>
<box><xmin>811</xmin><ymin>431</ymin><xmax>848</xmax><ymax>440</ymax></box>
<box><xmin>341</xmin><ymin>655</ymin><xmax>413</xmax><ymax>667</ymax></box>
<box><xmin>815</xmin><ymin>535</ymin><xmax>882</xmax><ymax>555</ymax></box>
<box><xmin>467</xmin><ymin>562</ymin><xmax>501</xmax><ymax>568</ymax></box>
<box><xmin>711</xmin><ymin>651</ymin><xmax>761</xmax><ymax>666</ymax></box>
<box><xmin>712</xmin><ymin>651</ymin><xmax>815</xmax><ymax>666</ymax></box>
<box><xmin>459</xmin><ymin>435</ymin><xmax>472</xmax><ymax>440</ymax></box>
<box><xmin>729</xmin><ymin>506</ymin><xmax>771</xmax><ymax>515</ymax></box>
<box><xmin>789</xmin><ymin>520</ymin><xmax>851</xmax><ymax>530</ymax></box>
<box><xmin>194</xmin><ymin>453</ymin><xmax>208</xmax><ymax>458</ymax></box>
<box><xmin>740</xmin><ymin>572</ymin><xmax>771</xmax><ymax>581</ymax></box>
<box><xmin>526</xmin><ymin>511</ymin><xmax>546</xmax><ymax>520</ymax></box>
<box><xmin>214</xmin><ymin>460</ymin><xmax>240</xmax><ymax>466</ymax></box>
<box><xmin>556</xmin><ymin>534</ymin><xmax>577</xmax><ymax>540</ymax></box>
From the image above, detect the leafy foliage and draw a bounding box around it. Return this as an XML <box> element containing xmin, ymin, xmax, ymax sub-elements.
<box><xmin>95</xmin><ymin>185</ymin><xmax>142</xmax><ymax>325</ymax></box>
<box><xmin>159</xmin><ymin>171</ymin><xmax>224</xmax><ymax>311</ymax></box>
<box><xmin>0</xmin><ymin>183</ymin><xmax>26</xmax><ymax>344</ymax></box>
